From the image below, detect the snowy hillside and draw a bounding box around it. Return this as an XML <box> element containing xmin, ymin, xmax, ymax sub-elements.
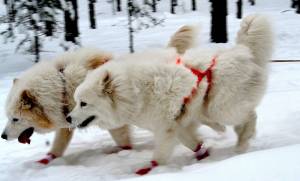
<box><xmin>1</xmin><ymin>0</ymin><xmax>300</xmax><ymax>181</ymax></box>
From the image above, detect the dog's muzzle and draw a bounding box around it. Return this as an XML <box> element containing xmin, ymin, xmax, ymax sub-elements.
<box><xmin>77</xmin><ymin>116</ymin><xmax>96</xmax><ymax>128</ymax></box>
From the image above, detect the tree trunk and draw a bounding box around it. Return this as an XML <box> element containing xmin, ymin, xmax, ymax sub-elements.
<box><xmin>88</xmin><ymin>0</ymin><xmax>96</xmax><ymax>29</ymax></box>
<box><xmin>64</xmin><ymin>0</ymin><xmax>79</xmax><ymax>43</ymax></box>
<box><xmin>45</xmin><ymin>20</ymin><xmax>54</xmax><ymax>36</ymax></box>
<box><xmin>210</xmin><ymin>0</ymin><xmax>228</xmax><ymax>43</ymax></box>
<box><xmin>191</xmin><ymin>0</ymin><xmax>196</xmax><ymax>11</ymax></box>
<box><xmin>117</xmin><ymin>0</ymin><xmax>122</xmax><ymax>12</ymax></box>
<box><xmin>152</xmin><ymin>0</ymin><xmax>157</xmax><ymax>12</ymax></box>
<box><xmin>236</xmin><ymin>0</ymin><xmax>242</xmax><ymax>19</ymax></box>
<box><xmin>171</xmin><ymin>0</ymin><xmax>177</xmax><ymax>14</ymax></box>
<box><xmin>291</xmin><ymin>0</ymin><xmax>297</xmax><ymax>8</ymax></box>
<box><xmin>34</xmin><ymin>31</ymin><xmax>40</xmax><ymax>63</ymax></box>
<box><xmin>297</xmin><ymin>0</ymin><xmax>300</xmax><ymax>13</ymax></box>
<box><xmin>127</xmin><ymin>0</ymin><xmax>134</xmax><ymax>53</ymax></box>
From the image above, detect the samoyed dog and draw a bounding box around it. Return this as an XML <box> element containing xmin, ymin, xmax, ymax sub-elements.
<box><xmin>1</xmin><ymin>26</ymin><xmax>197</xmax><ymax>164</ymax></box>
<box><xmin>68</xmin><ymin>14</ymin><xmax>273</xmax><ymax>174</ymax></box>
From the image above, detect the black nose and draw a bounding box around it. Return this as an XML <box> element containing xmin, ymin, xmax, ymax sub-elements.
<box><xmin>66</xmin><ymin>116</ymin><xmax>72</xmax><ymax>123</ymax></box>
<box><xmin>1</xmin><ymin>133</ymin><xmax>7</xmax><ymax>140</ymax></box>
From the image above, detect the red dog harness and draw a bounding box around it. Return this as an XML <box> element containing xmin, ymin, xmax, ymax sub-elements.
<box><xmin>176</xmin><ymin>56</ymin><xmax>217</xmax><ymax>105</ymax></box>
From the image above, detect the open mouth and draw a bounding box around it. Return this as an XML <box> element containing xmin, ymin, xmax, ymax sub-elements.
<box><xmin>78</xmin><ymin>116</ymin><xmax>96</xmax><ymax>128</ymax></box>
<box><xmin>18</xmin><ymin>127</ymin><xmax>34</xmax><ymax>144</ymax></box>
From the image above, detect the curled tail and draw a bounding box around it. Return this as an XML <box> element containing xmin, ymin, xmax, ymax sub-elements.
<box><xmin>236</xmin><ymin>14</ymin><xmax>273</xmax><ymax>67</ymax></box>
<box><xmin>167</xmin><ymin>25</ymin><xmax>198</xmax><ymax>54</ymax></box>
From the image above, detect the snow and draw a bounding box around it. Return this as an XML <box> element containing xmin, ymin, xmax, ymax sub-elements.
<box><xmin>1</xmin><ymin>0</ymin><xmax>300</xmax><ymax>181</ymax></box>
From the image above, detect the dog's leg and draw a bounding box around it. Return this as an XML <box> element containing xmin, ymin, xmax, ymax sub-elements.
<box><xmin>136</xmin><ymin>127</ymin><xmax>177</xmax><ymax>175</ymax></box>
<box><xmin>176</xmin><ymin>122</ymin><xmax>209</xmax><ymax>160</ymax></box>
<box><xmin>108</xmin><ymin>125</ymin><xmax>132</xmax><ymax>150</ymax></box>
<box><xmin>37</xmin><ymin>128</ymin><xmax>73</xmax><ymax>164</ymax></box>
<box><xmin>234</xmin><ymin>110</ymin><xmax>257</xmax><ymax>152</ymax></box>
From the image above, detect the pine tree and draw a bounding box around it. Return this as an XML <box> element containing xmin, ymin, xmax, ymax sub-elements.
<box><xmin>237</xmin><ymin>0</ymin><xmax>242</xmax><ymax>19</ymax></box>
<box><xmin>210</xmin><ymin>0</ymin><xmax>228</xmax><ymax>43</ymax></box>
<box><xmin>0</xmin><ymin>0</ymin><xmax>62</xmax><ymax>62</ymax></box>
<box><xmin>127</xmin><ymin>0</ymin><xmax>164</xmax><ymax>53</ymax></box>
<box><xmin>191</xmin><ymin>0</ymin><xmax>197</xmax><ymax>11</ymax></box>
<box><xmin>88</xmin><ymin>0</ymin><xmax>97</xmax><ymax>29</ymax></box>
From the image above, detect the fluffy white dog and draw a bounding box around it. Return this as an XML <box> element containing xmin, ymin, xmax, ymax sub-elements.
<box><xmin>68</xmin><ymin>14</ymin><xmax>273</xmax><ymax>175</ymax></box>
<box><xmin>1</xmin><ymin>25</ymin><xmax>197</xmax><ymax>164</ymax></box>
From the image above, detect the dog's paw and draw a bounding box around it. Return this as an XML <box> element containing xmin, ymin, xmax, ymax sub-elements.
<box><xmin>235</xmin><ymin>142</ymin><xmax>249</xmax><ymax>153</ymax></box>
<box><xmin>135</xmin><ymin>160</ymin><xmax>158</xmax><ymax>175</ymax></box>
<box><xmin>36</xmin><ymin>153</ymin><xmax>57</xmax><ymax>165</ymax></box>
<box><xmin>103</xmin><ymin>145</ymin><xmax>132</xmax><ymax>154</ymax></box>
<box><xmin>194</xmin><ymin>144</ymin><xmax>210</xmax><ymax>161</ymax></box>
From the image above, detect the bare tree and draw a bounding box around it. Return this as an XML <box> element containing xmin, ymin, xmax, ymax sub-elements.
<box><xmin>210</xmin><ymin>0</ymin><xmax>228</xmax><ymax>43</ymax></box>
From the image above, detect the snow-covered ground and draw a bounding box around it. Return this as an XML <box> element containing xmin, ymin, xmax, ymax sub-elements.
<box><xmin>1</xmin><ymin>0</ymin><xmax>300</xmax><ymax>180</ymax></box>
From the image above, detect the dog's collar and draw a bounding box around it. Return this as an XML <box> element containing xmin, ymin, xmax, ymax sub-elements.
<box><xmin>58</xmin><ymin>67</ymin><xmax>69</xmax><ymax>117</ymax></box>
<box><xmin>176</xmin><ymin>56</ymin><xmax>217</xmax><ymax>118</ymax></box>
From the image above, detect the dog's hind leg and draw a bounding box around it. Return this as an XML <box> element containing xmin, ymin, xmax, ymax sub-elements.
<box><xmin>37</xmin><ymin>128</ymin><xmax>74</xmax><ymax>164</ymax></box>
<box><xmin>108</xmin><ymin>125</ymin><xmax>132</xmax><ymax>150</ymax></box>
<box><xmin>136</xmin><ymin>126</ymin><xmax>177</xmax><ymax>175</ymax></box>
<box><xmin>234</xmin><ymin>110</ymin><xmax>257</xmax><ymax>152</ymax></box>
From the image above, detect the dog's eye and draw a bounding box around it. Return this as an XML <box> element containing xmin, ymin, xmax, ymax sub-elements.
<box><xmin>12</xmin><ymin>118</ymin><xmax>19</xmax><ymax>122</ymax></box>
<box><xmin>80</xmin><ymin>102</ymin><xmax>87</xmax><ymax>107</ymax></box>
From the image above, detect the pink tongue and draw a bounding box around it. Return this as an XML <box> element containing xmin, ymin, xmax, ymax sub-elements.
<box><xmin>18</xmin><ymin>127</ymin><xmax>34</xmax><ymax>144</ymax></box>
<box><xmin>18</xmin><ymin>135</ymin><xmax>31</xmax><ymax>144</ymax></box>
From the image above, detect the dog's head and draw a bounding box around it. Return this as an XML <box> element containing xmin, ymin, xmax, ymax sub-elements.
<box><xmin>2</xmin><ymin>77</ymin><xmax>56</xmax><ymax>144</ymax></box>
<box><xmin>67</xmin><ymin>66</ymin><xmax>120</xmax><ymax>129</ymax></box>
<box><xmin>1</xmin><ymin>49</ymin><xmax>113</xmax><ymax>144</ymax></box>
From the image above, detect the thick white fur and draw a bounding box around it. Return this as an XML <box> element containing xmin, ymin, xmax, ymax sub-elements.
<box><xmin>2</xmin><ymin>25</ymin><xmax>197</xmax><ymax>158</ymax></box>
<box><xmin>3</xmin><ymin>48</ymin><xmax>130</xmax><ymax>156</ymax></box>
<box><xmin>70</xmin><ymin>15</ymin><xmax>273</xmax><ymax>165</ymax></box>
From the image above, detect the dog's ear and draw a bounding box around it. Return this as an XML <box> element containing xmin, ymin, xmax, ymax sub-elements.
<box><xmin>86</xmin><ymin>53</ymin><xmax>113</xmax><ymax>70</ymax></box>
<box><xmin>20</xmin><ymin>90</ymin><xmax>37</xmax><ymax>109</ymax></box>
<box><xmin>102</xmin><ymin>71</ymin><xmax>114</xmax><ymax>96</ymax></box>
<box><xmin>13</xmin><ymin>78</ymin><xmax>18</xmax><ymax>84</ymax></box>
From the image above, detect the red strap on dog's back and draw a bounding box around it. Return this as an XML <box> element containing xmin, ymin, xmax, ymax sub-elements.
<box><xmin>176</xmin><ymin>56</ymin><xmax>217</xmax><ymax>105</ymax></box>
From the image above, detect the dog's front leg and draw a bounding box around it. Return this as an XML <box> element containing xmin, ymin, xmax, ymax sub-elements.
<box><xmin>136</xmin><ymin>128</ymin><xmax>177</xmax><ymax>175</ymax></box>
<box><xmin>37</xmin><ymin>128</ymin><xmax>74</xmax><ymax>164</ymax></box>
<box><xmin>108</xmin><ymin>125</ymin><xmax>132</xmax><ymax>150</ymax></box>
<box><xmin>176</xmin><ymin>122</ymin><xmax>210</xmax><ymax>160</ymax></box>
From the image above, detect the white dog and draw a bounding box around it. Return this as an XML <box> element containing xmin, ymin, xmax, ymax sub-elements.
<box><xmin>68</xmin><ymin>14</ymin><xmax>273</xmax><ymax>175</ymax></box>
<box><xmin>1</xmin><ymin>26</ymin><xmax>197</xmax><ymax>164</ymax></box>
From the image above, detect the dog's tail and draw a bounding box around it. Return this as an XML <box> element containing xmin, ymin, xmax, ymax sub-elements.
<box><xmin>167</xmin><ymin>25</ymin><xmax>198</xmax><ymax>54</ymax></box>
<box><xmin>236</xmin><ymin>14</ymin><xmax>273</xmax><ymax>67</ymax></box>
